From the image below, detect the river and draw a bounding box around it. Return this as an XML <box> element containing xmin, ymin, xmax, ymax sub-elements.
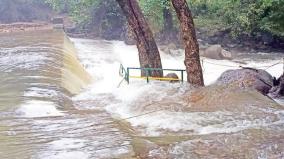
<box><xmin>0</xmin><ymin>30</ymin><xmax>283</xmax><ymax>159</ymax></box>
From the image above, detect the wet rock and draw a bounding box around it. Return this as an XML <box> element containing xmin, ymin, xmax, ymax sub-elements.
<box><xmin>269</xmin><ymin>74</ymin><xmax>284</xmax><ymax>97</ymax></box>
<box><xmin>221</xmin><ymin>49</ymin><xmax>232</xmax><ymax>59</ymax></box>
<box><xmin>160</xmin><ymin>43</ymin><xmax>181</xmax><ymax>56</ymax></box>
<box><xmin>131</xmin><ymin>138</ymin><xmax>159</xmax><ymax>158</ymax></box>
<box><xmin>185</xmin><ymin>84</ymin><xmax>282</xmax><ymax>111</ymax></box>
<box><xmin>216</xmin><ymin>68</ymin><xmax>274</xmax><ymax>95</ymax></box>
<box><xmin>200</xmin><ymin>44</ymin><xmax>233</xmax><ymax>60</ymax></box>
<box><xmin>165</xmin><ymin>73</ymin><xmax>179</xmax><ymax>83</ymax></box>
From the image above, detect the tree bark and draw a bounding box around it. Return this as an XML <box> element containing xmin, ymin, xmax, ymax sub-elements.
<box><xmin>116</xmin><ymin>0</ymin><xmax>163</xmax><ymax>77</ymax></box>
<box><xmin>171</xmin><ymin>0</ymin><xmax>204</xmax><ymax>86</ymax></box>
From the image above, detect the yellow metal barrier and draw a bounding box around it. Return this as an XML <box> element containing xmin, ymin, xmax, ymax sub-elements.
<box><xmin>129</xmin><ymin>76</ymin><xmax>180</xmax><ymax>81</ymax></box>
<box><xmin>119</xmin><ymin>64</ymin><xmax>185</xmax><ymax>84</ymax></box>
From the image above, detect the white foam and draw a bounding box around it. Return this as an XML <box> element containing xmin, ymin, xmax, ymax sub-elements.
<box><xmin>73</xmin><ymin>39</ymin><xmax>283</xmax><ymax>97</ymax></box>
<box><xmin>0</xmin><ymin>47</ymin><xmax>51</xmax><ymax>72</ymax></box>
<box><xmin>16</xmin><ymin>100</ymin><xmax>64</xmax><ymax>118</ymax></box>
<box><xmin>24</xmin><ymin>87</ymin><xmax>59</xmax><ymax>98</ymax></box>
<box><xmin>38</xmin><ymin>136</ymin><xmax>89</xmax><ymax>159</ymax></box>
<box><xmin>71</xmin><ymin>38</ymin><xmax>284</xmax><ymax>136</ymax></box>
<box><xmin>49</xmin><ymin>138</ymin><xmax>86</xmax><ymax>150</ymax></box>
<box><xmin>114</xmin><ymin>110</ymin><xmax>278</xmax><ymax>136</ymax></box>
<box><xmin>41</xmin><ymin>151</ymin><xmax>89</xmax><ymax>159</ymax></box>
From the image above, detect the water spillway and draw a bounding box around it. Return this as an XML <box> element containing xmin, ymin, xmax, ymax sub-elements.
<box><xmin>0</xmin><ymin>30</ymin><xmax>136</xmax><ymax>159</ymax></box>
<box><xmin>0</xmin><ymin>30</ymin><xmax>91</xmax><ymax>108</ymax></box>
<box><xmin>0</xmin><ymin>30</ymin><xmax>118</xmax><ymax>159</ymax></box>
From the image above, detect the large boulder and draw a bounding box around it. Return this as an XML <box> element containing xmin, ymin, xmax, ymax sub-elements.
<box><xmin>216</xmin><ymin>68</ymin><xmax>274</xmax><ymax>95</ymax></box>
<box><xmin>200</xmin><ymin>44</ymin><xmax>233</xmax><ymax>60</ymax></box>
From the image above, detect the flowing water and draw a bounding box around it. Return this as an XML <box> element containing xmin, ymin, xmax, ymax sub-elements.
<box><xmin>0</xmin><ymin>30</ymin><xmax>284</xmax><ymax>159</ymax></box>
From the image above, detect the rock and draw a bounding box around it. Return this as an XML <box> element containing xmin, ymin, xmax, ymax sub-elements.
<box><xmin>200</xmin><ymin>44</ymin><xmax>233</xmax><ymax>60</ymax></box>
<box><xmin>216</xmin><ymin>68</ymin><xmax>274</xmax><ymax>95</ymax></box>
<box><xmin>160</xmin><ymin>43</ymin><xmax>179</xmax><ymax>55</ymax></box>
<box><xmin>131</xmin><ymin>138</ymin><xmax>159</xmax><ymax>158</ymax></box>
<box><xmin>221</xmin><ymin>49</ymin><xmax>233</xmax><ymax>60</ymax></box>
<box><xmin>185</xmin><ymin>84</ymin><xmax>282</xmax><ymax>112</ymax></box>
<box><xmin>269</xmin><ymin>74</ymin><xmax>284</xmax><ymax>97</ymax></box>
<box><xmin>165</xmin><ymin>73</ymin><xmax>179</xmax><ymax>83</ymax></box>
<box><xmin>201</xmin><ymin>44</ymin><xmax>222</xmax><ymax>60</ymax></box>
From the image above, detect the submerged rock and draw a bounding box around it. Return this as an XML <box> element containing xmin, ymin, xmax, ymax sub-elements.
<box><xmin>216</xmin><ymin>68</ymin><xmax>274</xmax><ymax>95</ymax></box>
<box><xmin>185</xmin><ymin>84</ymin><xmax>281</xmax><ymax>112</ymax></box>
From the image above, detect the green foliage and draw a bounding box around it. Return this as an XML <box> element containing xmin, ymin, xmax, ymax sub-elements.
<box><xmin>188</xmin><ymin>0</ymin><xmax>284</xmax><ymax>38</ymax></box>
<box><xmin>45</xmin><ymin>0</ymin><xmax>67</xmax><ymax>12</ymax></box>
<box><xmin>261</xmin><ymin>0</ymin><xmax>284</xmax><ymax>36</ymax></box>
<box><xmin>45</xmin><ymin>0</ymin><xmax>284</xmax><ymax>39</ymax></box>
<box><xmin>194</xmin><ymin>17</ymin><xmax>228</xmax><ymax>36</ymax></box>
<box><xmin>139</xmin><ymin>0</ymin><xmax>165</xmax><ymax>33</ymax></box>
<box><xmin>138</xmin><ymin>0</ymin><xmax>178</xmax><ymax>34</ymax></box>
<box><xmin>45</xmin><ymin>0</ymin><xmax>100</xmax><ymax>26</ymax></box>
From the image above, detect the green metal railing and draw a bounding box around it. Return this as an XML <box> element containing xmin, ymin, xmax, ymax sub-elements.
<box><xmin>119</xmin><ymin>64</ymin><xmax>186</xmax><ymax>84</ymax></box>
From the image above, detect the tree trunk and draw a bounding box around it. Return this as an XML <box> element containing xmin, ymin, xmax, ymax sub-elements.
<box><xmin>116</xmin><ymin>0</ymin><xmax>163</xmax><ymax>77</ymax></box>
<box><xmin>171</xmin><ymin>0</ymin><xmax>204</xmax><ymax>86</ymax></box>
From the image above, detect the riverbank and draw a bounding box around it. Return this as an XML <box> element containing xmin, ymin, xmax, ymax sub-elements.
<box><xmin>66</xmin><ymin>28</ymin><xmax>284</xmax><ymax>55</ymax></box>
<box><xmin>2</xmin><ymin>21</ymin><xmax>282</xmax><ymax>55</ymax></box>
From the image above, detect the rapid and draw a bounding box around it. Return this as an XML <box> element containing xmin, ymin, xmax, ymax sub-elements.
<box><xmin>0</xmin><ymin>30</ymin><xmax>283</xmax><ymax>158</ymax></box>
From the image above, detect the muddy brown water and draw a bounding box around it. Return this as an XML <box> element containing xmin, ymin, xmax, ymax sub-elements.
<box><xmin>0</xmin><ymin>30</ymin><xmax>283</xmax><ymax>159</ymax></box>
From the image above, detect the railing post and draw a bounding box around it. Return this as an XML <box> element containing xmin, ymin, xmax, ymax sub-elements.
<box><xmin>181</xmin><ymin>70</ymin><xmax>184</xmax><ymax>82</ymax></box>
<box><xmin>146</xmin><ymin>69</ymin><xmax>149</xmax><ymax>83</ymax></box>
<box><xmin>126</xmin><ymin>68</ymin><xmax>130</xmax><ymax>84</ymax></box>
<box><xmin>121</xmin><ymin>64</ymin><xmax>124</xmax><ymax>74</ymax></box>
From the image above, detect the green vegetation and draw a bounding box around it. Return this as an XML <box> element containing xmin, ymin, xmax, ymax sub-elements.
<box><xmin>188</xmin><ymin>0</ymin><xmax>284</xmax><ymax>38</ymax></box>
<box><xmin>45</xmin><ymin>0</ymin><xmax>283</xmax><ymax>42</ymax></box>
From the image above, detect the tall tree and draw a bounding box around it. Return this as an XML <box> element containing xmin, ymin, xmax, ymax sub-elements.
<box><xmin>116</xmin><ymin>0</ymin><xmax>163</xmax><ymax>77</ymax></box>
<box><xmin>171</xmin><ymin>0</ymin><xmax>204</xmax><ymax>86</ymax></box>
